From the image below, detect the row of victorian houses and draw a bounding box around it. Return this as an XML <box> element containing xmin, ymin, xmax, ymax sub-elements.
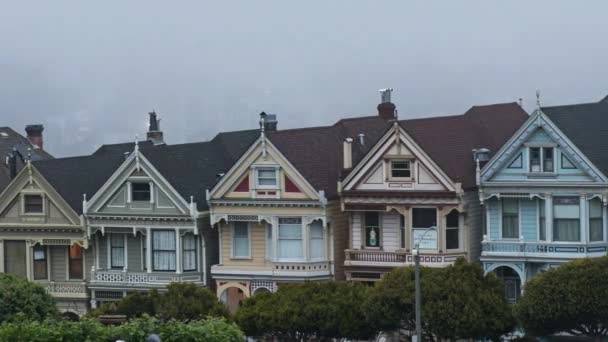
<box><xmin>1</xmin><ymin>92</ymin><xmax>607</xmax><ymax>316</ymax></box>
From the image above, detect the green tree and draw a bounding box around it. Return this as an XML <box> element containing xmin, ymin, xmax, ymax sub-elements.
<box><xmin>89</xmin><ymin>282</ymin><xmax>228</xmax><ymax>321</ymax></box>
<box><xmin>365</xmin><ymin>258</ymin><xmax>514</xmax><ymax>341</ymax></box>
<box><xmin>235</xmin><ymin>281</ymin><xmax>376</xmax><ymax>340</ymax></box>
<box><xmin>0</xmin><ymin>273</ymin><xmax>58</xmax><ymax>323</ymax></box>
<box><xmin>516</xmin><ymin>256</ymin><xmax>608</xmax><ymax>340</ymax></box>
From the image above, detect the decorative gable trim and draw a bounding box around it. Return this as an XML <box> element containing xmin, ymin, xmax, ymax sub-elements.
<box><xmin>0</xmin><ymin>163</ymin><xmax>81</xmax><ymax>226</ymax></box>
<box><xmin>342</xmin><ymin>123</ymin><xmax>456</xmax><ymax>192</ymax></box>
<box><xmin>481</xmin><ymin>109</ymin><xmax>608</xmax><ymax>183</ymax></box>
<box><xmin>86</xmin><ymin>148</ymin><xmax>191</xmax><ymax>215</ymax></box>
<box><xmin>208</xmin><ymin>136</ymin><xmax>320</xmax><ymax>201</ymax></box>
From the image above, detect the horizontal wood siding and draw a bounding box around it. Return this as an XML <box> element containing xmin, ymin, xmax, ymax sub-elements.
<box><xmin>84</xmin><ymin>246</ymin><xmax>93</xmax><ymax>281</ymax></box>
<box><xmin>464</xmin><ymin>190</ymin><xmax>482</xmax><ymax>262</ymax></box>
<box><xmin>327</xmin><ymin>201</ymin><xmax>347</xmax><ymax>280</ymax></box>
<box><xmin>521</xmin><ymin>199</ymin><xmax>537</xmax><ymax>241</ymax></box>
<box><xmin>351</xmin><ymin>212</ymin><xmax>362</xmax><ymax>249</ymax></box>
<box><xmin>382</xmin><ymin>212</ymin><xmax>400</xmax><ymax>252</ymax></box>
<box><xmin>221</xmin><ymin>222</ymin><xmax>267</xmax><ymax>267</ymax></box>
<box><xmin>97</xmin><ymin>235</ymin><xmax>107</xmax><ymax>269</ymax></box>
<box><xmin>50</xmin><ymin>246</ymin><xmax>67</xmax><ymax>281</ymax></box>
<box><xmin>127</xmin><ymin>235</ymin><xmax>142</xmax><ymax>271</ymax></box>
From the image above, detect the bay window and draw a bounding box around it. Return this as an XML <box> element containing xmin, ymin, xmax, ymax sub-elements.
<box><xmin>266</xmin><ymin>225</ymin><xmax>274</xmax><ymax>260</ymax></box>
<box><xmin>502</xmin><ymin>199</ymin><xmax>519</xmax><ymax>239</ymax></box>
<box><xmin>309</xmin><ymin>221</ymin><xmax>324</xmax><ymax>259</ymax></box>
<box><xmin>110</xmin><ymin>234</ymin><xmax>125</xmax><ymax>269</ymax></box>
<box><xmin>539</xmin><ymin>199</ymin><xmax>546</xmax><ymax>241</ymax></box>
<box><xmin>412</xmin><ymin>208</ymin><xmax>437</xmax><ymax>249</ymax></box>
<box><xmin>182</xmin><ymin>234</ymin><xmax>197</xmax><ymax>271</ymax></box>
<box><xmin>69</xmin><ymin>244</ymin><xmax>83</xmax><ymax>279</ymax></box>
<box><xmin>33</xmin><ymin>245</ymin><xmax>47</xmax><ymax>280</ymax></box>
<box><xmin>589</xmin><ymin>198</ymin><xmax>604</xmax><ymax>242</ymax></box>
<box><xmin>364</xmin><ymin>212</ymin><xmax>380</xmax><ymax>248</ymax></box>
<box><xmin>445</xmin><ymin>210</ymin><xmax>459</xmax><ymax>250</ymax></box>
<box><xmin>529</xmin><ymin>147</ymin><xmax>554</xmax><ymax>173</ymax></box>
<box><xmin>232</xmin><ymin>222</ymin><xmax>250</xmax><ymax>258</ymax></box>
<box><xmin>153</xmin><ymin>230</ymin><xmax>176</xmax><ymax>271</ymax></box>
<box><xmin>553</xmin><ymin>197</ymin><xmax>580</xmax><ymax>242</ymax></box>
<box><xmin>278</xmin><ymin>218</ymin><xmax>303</xmax><ymax>259</ymax></box>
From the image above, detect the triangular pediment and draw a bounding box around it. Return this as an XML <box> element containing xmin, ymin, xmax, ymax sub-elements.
<box><xmin>344</xmin><ymin>124</ymin><xmax>456</xmax><ymax>192</ymax></box>
<box><xmin>481</xmin><ymin>110</ymin><xmax>607</xmax><ymax>184</ymax></box>
<box><xmin>0</xmin><ymin>164</ymin><xmax>80</xmax><ymax>226</ymax></box>
<box><xmin>86</xmin><ymin>151</ymin><xmax>190</xmax><ymax>215</ymax></box>
<box><xmin>210</xmin><ymin>136</ymin><xmax>320</xmax><ymax>201</ymax></box>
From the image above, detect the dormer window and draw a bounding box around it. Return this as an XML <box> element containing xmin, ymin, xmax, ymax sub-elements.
<box><xmin>24</xmin><ymin>195</ymin><xmax>43</xmax><ymax>214</ymax></box>
<box><xmin>529</xmin><ymin>147</ymin><xmax>554</xmax><ymax>173</ymax></box>
<box><xmin>132</xmin><ymin>183</ymin><xmax>151</xmax><ymax>201</ymax></box>
<box><xmin>256</xmin><ymin>168</ymin><xmax>278</xmax><ymax>189</ymax></box>
<box><xmin>390</xmin><ymin>160</ymin><xmax>411</xmax><ymax>179</ymax></box>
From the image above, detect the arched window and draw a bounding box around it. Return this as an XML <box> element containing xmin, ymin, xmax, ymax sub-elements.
<box><xmin>445</xmin><ymin>210</ymin><xmax>459</xmax><ymax>250</ymax></box>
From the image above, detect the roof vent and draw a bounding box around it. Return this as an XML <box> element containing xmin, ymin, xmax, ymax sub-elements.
<box><xmin>0</xmin><ymin>132</ymin><xmax>8</xmax><ymax>138</ymax></box>
<box><xmin>472</xmin><ymin>148</ymin><xmax>491</xmax><ymax>162</ymax></box>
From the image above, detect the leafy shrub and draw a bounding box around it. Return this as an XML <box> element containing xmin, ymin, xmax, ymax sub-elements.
<box><xmin>0</xmin><ymin>273</ymin><xmax>58</xmax><ymax>323</ymax></box>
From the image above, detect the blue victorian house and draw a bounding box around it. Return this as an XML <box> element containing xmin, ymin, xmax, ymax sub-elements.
<box><xmin>479</xmin><ymin>95</ymin><xmax>608</xmax><ymax>302</ymax></box>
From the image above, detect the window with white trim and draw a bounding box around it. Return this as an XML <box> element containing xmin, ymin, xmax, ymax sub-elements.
<box><xmin>256</xmin><ymin>168</ymin><xmax>278</xmax><ymax>188</ymax></box>
<box><xmin>110</xmin><ymin>234</ymin><xmax>125</xmax><ymax>269</ymax></box>
<box><xmin>24</xmin><ymin>195</ymin><xmax>43</xmax><ymax>214</ymax></box>
<box><xmin>69</xmin><ymin>244</ymin><xmax>83</xmax><ymax>279</ymax></box>
<box><xmin>400</xmin><ymin>214</ymin><xmax>406</xmax><ymax>249</ymax></box>
<box><xmin>502</xmin><ymin>199</ymin><xmax>519</xmax><ymax>239</ymax></box>
<box><xmin>131</xmin><ymin>183</ymin><xmax>151</xmax><ymax>201</ymax></box>
<box><xmin>266</xmin><ymin>225</ymin><xmax>274</xmax><ymax>260</ymax></box>
<box><xmin>232</xmin><ymin>222</ymin><xmax>250</xmax><ymax>258</ymax></box>
<box><xmin>539</xmin><ymin>199</ymin><xmax>546</xmax><ymax>241</ymax></box>
<box><xmin>445</xmin><ymin>210</ymin><xmax>459</xmax><ymax>250</ymax></box>
<box><xmin>553</xmin><ymin>197</ymin><xmax>580</xmax><ymax>242</ymax></box>
<box><xmin>390</xmin><ymin>160</ymin><xmax>411</xmax><ymax>179</ymax></box>
<box><xmin>529</xmin><ymin>147</ymin><xmax>554</xmax><ymax>173</ymax></box>
<box><xmin>278</xmin><ymin>218</ymin><xmax>303</xmax><ymax>259</ymax></box>
<box><xmin>364</xmin><ymin>212</ymin><xmax>380</xmax><ymax>248</ymax></box>
<box><xmin>309</xmin><ymin>221</ymin><xmax>324</xmax><ymax>259</ymax></box>
<box><xmin>33</xmin><ymin>245</ymin><xmax>47</xmax><ymax>280</ymax></box>
<box><xmin>182</xmin><ymin>234</ymin><xmax>197</xmax><ymax>272</ymax></box>
<box><xmin>589</xmin><ymin>198</ymin><xmax>603</xmax><ymax>242</ymax></box>
<box><xmin>153</xmin><ymin>230</ymin><xmax>176</xmax><ymax>271</ymax></box>
<box><xmin>412</xmin><ymin>208</ymin><xmax>437</xmax><ymax>249</ymax></box>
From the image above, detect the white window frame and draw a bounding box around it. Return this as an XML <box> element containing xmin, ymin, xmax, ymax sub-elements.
<box><xmin>32</xmin><ymin>245</ymin><xmax>48</xmax><ymax>281</ymax></box>
<box><xmin>131</xmin><ymin>182</ymin><xmax>152</xmax><ymax>202</ymax></box>
<box><xmin>528</xmin><ymin>146</ymin><xmax>556</xmax><ymax>174</ymax></box>
<box><xmin>588</xmin><ymin>197</ymin><xmax>604</xmax><ymax>243</ymax></box>
<box><xmin>265</xmin><ymin>224</ymin><xmax>274</xmax><ymax>261</ymax></box>
<box><xmin>277</xmin><ymin>217</ymin><xmax>304</xmax><ymax>261</ymax></box>
<box><xmin>500</xmin><ymin>199</ymin><xmax>520</xmax><ymax>240</ymax></box>
<box><xmin>552</xmin><ymin>196</ymin><xmax>581</xmax><ymax>243</ymax></box>
<box><xmin>255</xmin><ymin>167</ymin><xmax>279</xmax><ymax>189</ymax></box>
<box><xmin>309</xmin><ymin>220</ymin><xmax>325</xmax><ymax>261</ymax></box>
<box><xmin>232</xmin><ymin>222</ymin><xmax>251</xmax><ymax>259</ymax></box>
<box><xmin>445</xmin><ymin>210</ymin><xmax>460</xmax><ymax>250</ymax></box>
<box><xmin>67</xmin><ymin>244</ymin><xmax>85</xmax><ymax>280</ymax></box>
<box><xmin>182</xmin><ymin>234</ymin><xmax>198</xmax><ymax>272</ymax></box>
<box><xmin>411</xmin><ymin>207</ymin><xmax>438</xmax><ymax>250</ymax></box>
<box><xmin>21</xmin><ymin>193</ymin><xmax>45</xmax><ymax>215</ymax></box>
<box><xmin>389</xmin><ymin>160</ymin><xmax>412</xmax><ymax>180</ymax></box>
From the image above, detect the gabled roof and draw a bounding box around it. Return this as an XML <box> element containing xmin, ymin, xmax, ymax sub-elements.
<box><xmin>0</xmin><ymin>127</ymin><xmax>53</xmax><ymax>191</ymax></box>
<box><xmin>267</xmin><ymin>102</ymin><xmax>528</xmax><ymax>196</ymax></box>
<box><xmin>542</xmin><ymin>95</ymin><xmax>608</xmax><ymax>178</ymax></box>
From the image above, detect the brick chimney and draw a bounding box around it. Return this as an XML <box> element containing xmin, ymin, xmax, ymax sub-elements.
<box><xmin>25</xmin><ymin>124</ymin><xmax>44</xmax><ymax>149</ymax></box>
<box><xmin>259</xmin><ymin>112</ymin><xmax>278</xmax><ymax>132</ymax></box>
<box><xmin>146</xmin><ymin>111</ymin><xmax>165</xmax><ymax>145</ymax></box>
<box><xmin>377</xmin><ymin>88</ymin><xmax>396</xmax><ymax>120</ymax></box>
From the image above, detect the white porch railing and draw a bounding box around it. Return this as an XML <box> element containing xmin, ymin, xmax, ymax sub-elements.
<box><xmin>44</xmin><ymin>282</ymin><xmax>88</xmax><ymax>299</ymax></box>
<box><xmin>481</xmin><ymin>240</ymin><xmax>608</xmax><ymax>258</ymax></box>
<box><xmin>345</xmin><ymin>249</ymin><xmax>466</xmax><ymax>267</ymax></box>
<box><xmin>90</xmin><ymin>268</ymin><xmax>203</xmax><ymax>287</ymax></box>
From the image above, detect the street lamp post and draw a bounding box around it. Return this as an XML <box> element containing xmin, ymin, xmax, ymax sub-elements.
<box><xmin>412</xmin><ymin>226</ymin><xmax>436</xmax><ymax>342</ymax></box>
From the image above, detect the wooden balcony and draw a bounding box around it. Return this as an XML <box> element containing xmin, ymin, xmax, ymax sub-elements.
<box><xmin>482</xmin><ymin>240</ymin><xmax>608</xmax><ymax>259</ymax></box>
<box><xmin>89</xmin><ymin>268</ymin><xmax>204</xmax><ymax>289</ymax></box>
<box><xmin>344</xmin><ymin>249</ymin><xmax>466</xmax><ymax>268</ymax></box>
<box><xmin>44</xmin><ymin>281</ymin><xmax>88</xmax><ymax>299</ymax></box>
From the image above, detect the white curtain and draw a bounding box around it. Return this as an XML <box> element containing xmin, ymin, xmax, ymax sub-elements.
<box><xmin>279</xmin><ymin>218</ymin><xmax>303</xmax><ymax>259</ymax></box>
<box><xmin>309</xmin><ymin>221</ymin><xmax>324</xmax><ymax>259</ymax></box>
<box><xmin>553</xmin><ymin>198</ymin><xmax>580</xmax><ymax>242</ymax></box>
<box><xmin>589</xmin><ymin>198</ymin><xmax>603</xmax><ymax>242</ymax></box>
<box><xmin>153</xmin><ymin>231</ymin><xmax>176</xmax><ymax>271</ymax></box>
<box><xmin>182</xmin><ymin>234</ymin><xmax>197</xmax><ymax>271</ymax></box>
<box><xmin>502</xmin><ymin>199</ymin><xmax>519</xmax><ymax>239</ymax></box>
<box><xmin>110</xmin><ymin>234</ymin><xmax>125</xmax><ymax>268</ymax></box>
<box><xmin>233</xmin><ymin>222</ymin><xmax>250</xmax><ymax>257</ymax></box>
<box><xmin>266</xmin><ymin>225</ymin><xmax>274</xmax><ymax>260</ymax></box>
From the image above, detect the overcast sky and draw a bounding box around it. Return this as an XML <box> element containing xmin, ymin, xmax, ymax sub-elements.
<box><xmin>1</xmin><ymin>1</ymin><xmax>607</xmax><ymax>157</ymax></box>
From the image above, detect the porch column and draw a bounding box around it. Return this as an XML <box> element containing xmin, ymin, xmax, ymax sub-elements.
<box><xmin>545</xmin><ymin>194</ymin><xmax>553</xmax><ymax>242</ymax></box>
<box><xmin>0</xmin><ymin>239</ymin><xmax>4</xmax><ymax>273</ymax></box>
<box><xmin>272</xmin><ymin>217</ymin><xmax>279</xmax><ymax>262</ymax></box>
<box><xmin>25</xmin><ymin>240</ymin><xmax>32</xmax><ymax>281</ymax></box>
<box><xmin>146</xmin><ymin>228</ymin><xmax>152</xmax><ymax>273</ymax></box>
<box><xmin>580</xmin><ymin>195</ymin><xmax>588</xmax><ymax>243</ymax></box>
<box><xmin>175</xmin><ymin>228</ymin><xmax>182</xmax><ymax>274</ymax></box>
<box><xmin>123</xmin><ymin>234</ymin><xmax>128</xmax><ymax>271</ymax></box>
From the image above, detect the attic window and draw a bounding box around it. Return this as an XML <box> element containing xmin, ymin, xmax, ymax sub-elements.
<box><xmin>529</xmin><ymin>147</ymin><xmax>554</xmax><ymax>173</ymax></box>
<box><xmin>256</xmin><ymin>168</ymin><xmax>278</xmax><ymax>189</ymax></box>
<box><xmin>24</xmin><ymin>195</ymin><xmax>43</xmax><ymax>213</ymax></box>
<box><xmin>132</xmin><ymin>183</ymin><xmax>151</xmax><ymax>201</ymax></box>
<box><xmin>390</xmin><ymin>160</ymin><xmax>411</xmax><ymax>179</ymax></box>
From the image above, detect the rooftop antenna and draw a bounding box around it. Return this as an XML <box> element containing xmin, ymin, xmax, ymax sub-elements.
<box><xmin>536</xmin><ymin>89</ymin><xmax>541</xmax><ymax>109</ymax></box>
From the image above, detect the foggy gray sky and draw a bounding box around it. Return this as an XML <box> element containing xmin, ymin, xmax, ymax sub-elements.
<box><xmin>2</xmin><ymin>1</ymin><xmax>608</xmax><ymax>157</ymax></box>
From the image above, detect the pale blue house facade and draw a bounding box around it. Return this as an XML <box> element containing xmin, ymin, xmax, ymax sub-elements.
<box><xmin>479</xmin><ymin>98</ymin><xmax>608</xmax><ymax>303</ymax></box>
